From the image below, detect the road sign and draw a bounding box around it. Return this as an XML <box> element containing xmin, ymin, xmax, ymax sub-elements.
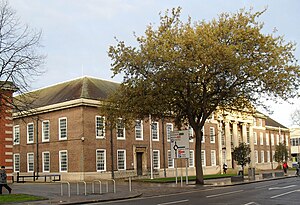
<box><xmin>170</xmin><ymin>130</ymin><xmax>190</xmax><ymax>159</ymax></box>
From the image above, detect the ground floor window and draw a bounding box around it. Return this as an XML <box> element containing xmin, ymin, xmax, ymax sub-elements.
<box><xmin>14</xmin><ymin>154</ymin><xmax>20</xmax><ymax>172</ymax></box>
<box><xmin>42</xmin><ymin>152</ymin><xmax>50</xmax><ymax>172</ymax></box>
<box><xmin>153</xmin><ymin>150</ymin><xmax>160</xmax><ymax>169</ymax></box>
<box><xmin>59</xmin><ymin>150</ymin><xmax>68</xmax><ymax>172</ymax></box>
<box><xmin>96</xmin><ymin>149</ymin><xmax>106</xmax><ymax>171</ymax></box>
<box><xmin>27</xmin><ymin>153</ymin><xmax>34</xmax><ymax>172</ymax></box>
<box><xmin>189</xmin><ymin>150</ymin><xmax>194</xmax><ymax>167</ymax></box>
<box><xmin>117</xmin><ymin>150</ymin><xmax>126</xmax><ymax>170</ymax></box>
<box><xmin>168</xmin><ymin>150</ymin><xmax>174</xmax><ymax>168</ymax></box>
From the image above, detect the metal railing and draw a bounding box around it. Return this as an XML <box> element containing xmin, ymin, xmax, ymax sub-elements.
<box><xmin>77</xmin><ymin>181</ymin><xmax>87</xmax><ymax>195</ymax></box>
<box><xmin>61</xmin><ymin>181</ymin><xmax>70</xmax><ymax>197</ymax></box>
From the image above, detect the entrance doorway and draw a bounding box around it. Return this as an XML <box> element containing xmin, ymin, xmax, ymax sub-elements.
<box><xmin>136</xmin><ymin>152</ymin><xmax>143</xmax><ymax>176</ymax></box>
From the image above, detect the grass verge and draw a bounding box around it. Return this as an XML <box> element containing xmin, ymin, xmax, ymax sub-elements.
<box><xmin>0</xmin><ymin>194</ymin><xmax>47</xmax><ymax>204</ymax></box>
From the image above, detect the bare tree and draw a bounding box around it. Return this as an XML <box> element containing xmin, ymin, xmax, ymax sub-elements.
<box><xmin>291</xmin><ymin>109</ymin><xmax>300</xmax><ymax>126</ymax></box>
<box><xmin>0</xmin><ymin>0</ymin><xmax>44</xmax><ymax>110</ymax></box>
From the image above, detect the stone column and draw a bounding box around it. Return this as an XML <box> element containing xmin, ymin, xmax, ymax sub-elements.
<box><xmin>249</xmin><ymin>124</ymin><xmax>255</xmax><ymax>167</ymax></box>
<box><xmin>242</xmin><ymin>123</ymin><xmax>247</xmax><ymax>143</ymax></box>
<box><xmin>232</xmin><ymin>121</ymin><xmax>238</xmax><ymax>148</ymax></box>
<box><xmin>225</xmin><ymin>120</ymin><xmax>232</xmax><ymax>168</ymax></box>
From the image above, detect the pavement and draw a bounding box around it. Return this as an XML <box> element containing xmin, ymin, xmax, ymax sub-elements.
<box><xmin>4</xmin><ymin>170</ymin><xmax>298</xmax><ymax>205</ymax></box>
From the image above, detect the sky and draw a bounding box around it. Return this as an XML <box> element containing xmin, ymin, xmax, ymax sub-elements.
<box><xmin>8</xmin><ymin>0</ymin><xmax>300</xmax><ymax>127</ymax></box>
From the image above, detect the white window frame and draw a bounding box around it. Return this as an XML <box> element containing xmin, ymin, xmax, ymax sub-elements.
<box><xmin>42</xmin><ymin>120</ymin><xmax>50</xmax><ymax>142</ymax></box>
<box><xmin>27</xmin><ymin>123</ymin><xmax>34</xmax><ymax>144</ymax></box>
<box><xmin>135</xmin><ymin>120</ymin><xmax>143</xmax><ymax>140</ymax></box>
<box><xmin>260</xmin><ymin>132</ymin><xmax>263</xmax><ymax>145</ymax></box>
<box><xmin>166</xmin><ymin>123</ymin><xmax>173</xmax><ymax>142</ymax></box>
<box><xmin>59</xmin><ymin>117</ymin><xmax>67</xmax><ymax>140</ymax></box>
<box><xmin>96</xmin><ymin>149</ymin><xmax>106</xmax><ymax>172</ymax></box>
<box><xmin>276</xmin><ymin>134</ymin><xmax>279</xmax><ymax>145</ymax></box>
<box><xmin>153</xmin><ymin>150</ymin><xmax>160</xmax><ymax>169</ymax></box>
<box><xmin>42</xmin><ymin>151</ymin><xmax>50</xmax><ymax>172</ymax></box>
<box><xmin>59</xmin><ymin>150</ymin><xmax>68</xmax><ymax>172</ymax></box>
<box><xmin>96</xmin><ymin>116</ymin><xmax>105</xmax><ymax>139</ymax></box>
<box><xmin>13</xmin><ymin>154</ymin><xmax>20</xmax><ymax>172</ymax></box>
<box><xmin>117</xmin><ymin>149</ymin><xmax>126</xmax><ymax>170</ymax></box>
<box><xmin>151</xmin><ymin>121</ymin><xmax>159</xmax><ymax>141</ymax></box>
<box><xmin>13</xmin><ymin>125</ymin><xmax>20</xmax><ymax>145</ymax></box>
<box><xmin>271</xmin><ymin>134</ymin><xmax>274</xmax><ymax>146</ymax></box>
<box><xmin>260</xmin><ymin>151</ymin><xmax>264</xmax><ymax>163</ymax></box>
<box><xmin>211</xmin><ymin>150</ymin><xmax>216</xmax><ymax>166</ymax></box>
<box><xmin>189</xmin><ymin>150</ymin><xmax>194</xmax><ymax>167</ymax></box>
<box><xmin>27</xmin><ymin>152</ymin><xmax>34</xmax><ymax>172</ymax></box>
<box><xmin>266</xmin><ymin>133</ymin><xmax>269</xmax><ymax>146</ymax></box>
<box><xmin>201</xmin><ymin>150</ymin><xmax>206</xmax><ymax>166</ymax></box>
<box><xmin>116</xmin><ymin>118</ymin><xmax>126</xmax><ymax>140</ymax></box>
<box><xmin>255</xmin><ymin>150</ymin><xmax>258</xmax><ymax>163</ymax></box>
<box><xmin>253</xmin><ymin>132</ymin><xmax>257</xmax><ymax>145</ymax></box>
<box><xmin>210</xmin><ymin>127</ymin><xmax>215</xmax><ymax>143</ymax></box>
<box><xmin>168</xmin><ymin>150</ymin><xmax>174</xmax><ymax>168</ymax></box>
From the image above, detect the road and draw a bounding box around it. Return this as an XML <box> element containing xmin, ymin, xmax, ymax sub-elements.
<box><xmin>89</xmin><ymin>177</ymin><xmax>300</xmax><ymax>205</ymax></box>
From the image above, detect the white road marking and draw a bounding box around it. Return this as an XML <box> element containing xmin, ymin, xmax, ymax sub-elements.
<box><xmin>270</xmin><ymin>189</ymin><xmax>300</xmax><ymax>199</ymax></box>
<box><xmin>157</xmin><ymin>199</ymin><xmax>189</xmax><ymax>205</ymax></box>
<box><xmin>268</xmin><ymin>185</ymin><xmax>297</xmax><ymax>190</ymax></box>
<box><xmin>206</xmin><ymin>190</ymin><xmax>244</xmax><ymax>198</ymax></box>
<box><xmin>244</xmin><ymin>202</ymin><xmax>260</xmax><ymax>205</ymax></box>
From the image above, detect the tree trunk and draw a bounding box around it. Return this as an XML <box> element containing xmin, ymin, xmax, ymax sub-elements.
<box><xmin>195</xmin><ymin>128</ymin><xmax>204</xmax><ymax>185</ymax></box>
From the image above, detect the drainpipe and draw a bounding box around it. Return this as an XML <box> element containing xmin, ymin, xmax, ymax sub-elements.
<box><xmin>110</xmin><ymin>122</ymin><xmax>115</xmax><ymax>179</ymax></box>
<box><xmin>162</xmin><ymin>117</ymin><xmax>166</xmax><ymax>178</ymax></box>
<box><xmin>36</xmin><ymin>117</ymin><xmax>39</xmax><ymax>179</ymax></box>
<box><xmin>149</xmin><ymin>115</ymin><xmax>153</xmax><ymax>179</ymax></box>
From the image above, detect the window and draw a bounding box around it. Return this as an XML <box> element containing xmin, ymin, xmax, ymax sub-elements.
<box><xmin>280</xmin><ymin>135</ymin><xmax>284</xmax><ymax>144</ymax></box>
<box><xmin>210</xmin><ymin>127</ymin><xmax>215</xmax><ymax>143</ymax></box>
<box><xmin>96</xmin><ymin>149</ymin><xmax>106</xmax><ymax>171</ymax></box>
<box><xmin>59</xmin><ymin>150</ymin><xmax>68</xmax><ymax>172</ymax></box>
<box><xmin>153</xmin><ymin>150</ymin><xmax>160</xmax><ymax>169</ymax></box>
<box><xmin>285</xmin><ymin>135</ymin><xmax>289</xmax><ymax>146</ymax></box>
<box><xmin>96</xmin><ymin>116</ymin><xmax>105</xmax><ymax>138</ymax></box>
<box><xmin>135</xmin><ymin>120</ymin><xmax>143</xmax><ymax>140</ymax></box>
<box><xmin>261</xmin><ymin>151</ymin><xmax>264</xmax><ymax>163</ymax></box>
<box><xmin>27</xmin><ymin>153</ymin><xmax>34</xmax><ymax>172</ymax></box>
<box><xmin>255</xmin><ymin>150</ymin><xmax>258</xmax><ymax>163</ymax></box>
<box><xmin>27</xmin><ymin>123</ymin><xmax>34</xmax><ymax>144</ymax></box>
<box><xmin>14</xmin><ymin>154</ymin><xmax>20</xmax><ymax>172</ymax></box>
<box><xmin>189</xmin><ymin>150</ymin><xmax>194</xmax><ymax>167</ymax></box>
<box><xmin>276</xmin><ymin>134</ymin><xmax>279</xmax><ymax>145</ymax></box>
<box><xmin>211</xmin><ymin>150</ymin><xmax>216</xmax><ymax>166</ymax></box>
<box><xmin>201</xmin><ymin>127</ymin><xmax>205</xmax><ymax>143</ymax></box>
<box><xmin>266</xmin><ymin>133</ymin><xmax>269</xmax><ymax>146</ymax></box>
<box><xmin>271</xmin><ymin>134</ymin><xmax>274</xmax><ymax>146</ymax></box>
<box><xmin>151</xmin><ymin>121</ymin><xmax>159</xmax><ymax>141</ymax></box>
<box><xmin>59</xmin><ymin>118</ymin><xmax>67</xmax><ymax>140</ymax></box>
<box><xmin>260</xmin><ymin>133</ymin><xmax>263</xmax><ymax>145</ymax></box>
<box><xmin>117</xmin><ymin>150</ymin><xmax>126</xmax><ymax>170</ymax></box>
<box><xmin>166</xmin><ymin>123</ymin><xmax>173</xmax><ymax>141</ymax></box>
<box><xmin>13</xmin><ymin>125</ymin><xmax>20</xmax><ymax>145</ymax></box>
<box><xmin>168</xmin><ymin>150</ymin><xmax>174</xmax><ymax>168</ymax></box>
<box><xmin>189</xmin><ymin>126</ymin><xmax>194</xmax><ymax>142</ymax></box>
<box><xmin>42</xmin><ymin>152</ymin><xmax>50</xmax><ymax>172</ymax></box>
<box><xmin>258</xmin><ymin>119</ymin><xmax>263</xmax><ymax>127</ymax></box>
<box><xmin>253</xmin><ymin>132</ymin><xmax>257</xmax><ymax>145</ymax></box>
<box><xmin>246</xmin><ymin>127</ymin><xmax>250</xmax><ymax>144</ymax></box>
<box><xmin>116</xmin><ymin>118</ymin><xmax>125</xmax><ymax>140</ymax></box>
<box><xmin>42</xmin><ymin>120</ymin><xmax>50</xmax><ymax>142</ymax></box>
<box><xmin>267</xmin><ymin>151</ymin><xmax>270</xmax><ymax>162</ymax></box>
<box><xmin>201</xmin><ymin>150</ymin><xmax>206</xmax><ymax>166</ymax></box>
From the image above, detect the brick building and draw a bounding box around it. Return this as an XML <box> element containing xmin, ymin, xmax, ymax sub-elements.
<box><xmin>12</xmin><ymin>77</ymin><xmax>290</xmax><ymax>181</ymax></box>
<box><xmin>0</xmin><ymin>81</ymin><xmax>17</xmax><ymax>181</ymax></box>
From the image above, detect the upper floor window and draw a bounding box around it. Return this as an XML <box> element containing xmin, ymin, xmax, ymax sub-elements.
<box><xmin>42</xmin><ymin>120</ymin><xmax>50</xmax><ymax>142</ymax></box>
<box><xmin>258</xmin><ymin>119</ymin><xmax>263</xmax><ymax>127</ymax></box>
<box><xmin>260</xmin><ymin>132</ymin><xmax>263</xmax><ymax>145</ymax></box>
<box><xmin>266</xmin><ymin>133</ymin><xmax>269</xmax><ymax>145</ymax></box>
<box><xmin>271</xmin><ymin>134</ymin><xmax>274</xmax><ymax>146</ymax></box>
<box><xmin>135</xmin><ymin>120</ymin><xmax>143</xmax><ymax>140</ymax></box>
<box><xmin>151</xmin><ymin>121</ymin><xmax>159</xmax><ymax>141</ymax></box>
<box><xmin>201</xmin><ymin>127</ymin><xmax>205</xmax><ymax>143</ymax></box>
<box><xmin>96</xmin><ymin>116</ymin><xmax>105</xmax><ymax>139</ymax></box>
<box><xmin>27</xmin><ymin>123</ymin><xmax>34</xmax><ymax>144</ymax></box>
<box><xmin>116</xmin><ymin>118</ymin><xmax>125</xmax><ymax>140</ymax></box>
<box><xmin>189</xmin><ymin>126</ymin><xmax>194</xmax><ymax>142</ymax></box>
<box><xmin>210</xmin><ymin>127</ymin><xmax>215</xmax><ymax>143</ymax></box>
<box><xmin>59</xmin><ymin>118</ymin><xmax>67</xmax><ymax>140</ymax></box>
<box><xmin>253</xmin><ymin>132</ymin><xmax>257</xmax><ymax>145</ymax></box>
<box><xmin>166</xmin><ymin>123</ymin><xmax>173</xmax><ymax>141</ymax></box>
<box><xmin>13</xmin><ymin>125</ymin><xmax>20</xmax><ymax>145</ymax></box>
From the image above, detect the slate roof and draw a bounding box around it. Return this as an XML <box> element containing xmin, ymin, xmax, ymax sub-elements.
<box><xmin>15</xmin><ymin>76</ymin><xmax>119</xmax><ymax>109</ymax></box>
<box><xmin>265</xmin><ymin>116</ymin><xmax>288</xmax><ymax>129</ymax></box>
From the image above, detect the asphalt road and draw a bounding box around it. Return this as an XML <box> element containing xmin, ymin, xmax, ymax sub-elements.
<box><xmin>90</xmin><ymin>177</ymin><xmax>300</xmax><ymax>205</ymax></box>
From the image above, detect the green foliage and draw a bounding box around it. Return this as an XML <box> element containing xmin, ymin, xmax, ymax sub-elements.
<box><xmin>0</xmin><ymin>194</ymin><xmax>46</xmax><ymax>203</ymax></box>
<box><xmin>232</xmin><ymin>142</ymin><xmax>251</xmax><ymax>168</ymax></box>
<box><xmin>107</xmin><ymin>7</ymin><xmax>300</xmax><ymax>184</ymax></box>
<box><xmin>274</xmin><ymin>142</ymin><xmax>289</xmax><ymax>163</ymax></box>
